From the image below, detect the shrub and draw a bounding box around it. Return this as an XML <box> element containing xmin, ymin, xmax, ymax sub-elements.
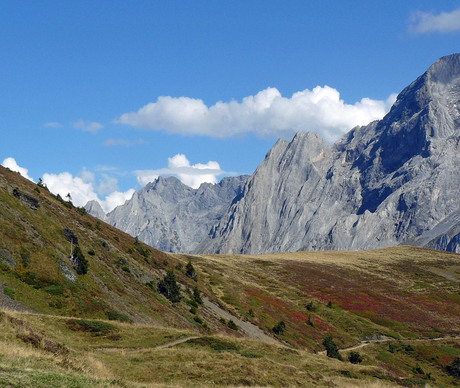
<box><xmin>145</xmin><ymin>280</ymin><xmax>156</xmax><ymax>291</ymax></box>
<box><xmin>348</xmin><ymin>351</ymin><xmax>362</xmax><ymax>364</ymax></box>
<box><xmin>189</xmin><ymin>337</ymin><xmax>238</xmax><ymax>352</ymax></box>
<box><xmin>67</xmin><ymin>319</ymin><xmax>116</xmax><ymax>333</ymax></box>
<box><xmin>193</xmin><ymin>316</ymin><xmax>203</xmax><ymax>325</ymax></box>
<box><xmin>447</xmin><ymin>357</ymin><xmax>460</xmax><ymax>378</ymax></box>
<box><xmin>158</xmin><ymin>270</ymin><xmax>181</xmax><ymax>303</ymax></box>
<box><xmin>227</xmin><ymin>320</ymin><xmax>238</xmax><ymax>331</ymax></box>
<box><xmin>3</xmin><ymin>287</ymin><xmax>15</xmax><ymax>299</ymax></box>
<box><xmin>189</xmin><ymin>306</ymin><xmax>197</xmax><ymax>314</ymax></box>
<box><xmin>106</xmin><ymin>310</ymin><xmax>131</xmax><ymax>323</ymax></box>
<box><xmin>134</xmin><ymin>239</ymin><xmax>150</xmax><ymax>259</ymax></box>
<box><xmin>87</xmin><ymin>249</ymin><xmax>95</xmax><ymax>256</ymax></box>
<box><xmin>187</xmin><ymin>298</ymin><xmax>198</xmax><ymax>308</ymax></box>
<box><xmin>76</xmin><ymin>207</ymin><xmax>87</xmax><ymax>216</ymax></box>
<box><xmin>272</xmin><ymin>321</ymin><xmax>286</xmax><ymax>335</ymax></box>
<box><xmin>323</xmin><ymin>335</ymin><xmax>342</xmax><ymax>360</ymax></box>
<box><xmin>192</xmin><ymin>285</ymin><xmax>203</xmax><ymax>304</ymax></box>
<box><xmin>20</xmin><ymin>246</ymin><xmax>31</xmax><ymax>267</ymax></box>
<box><xmin>43</xmin><ymin>284</ymin><xmax>63</xmax><ymax>295</ymax></box>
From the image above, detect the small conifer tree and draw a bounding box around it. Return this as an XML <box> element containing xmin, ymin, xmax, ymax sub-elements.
<box><xmin>158</xmin><ymin>270</ymin><xmax>181</xmax><ymax>303</ymax></box>
<box><xmin>186</xmin><ymin>260</ymin><xmax>196</xmax><ymax>279</ymax></box>
<box><xmin>73</xmin><ymin>245</ymin><xmax>89</xmax><ymax>275</ymax></box>
<box><xmin>322</xmin><ymin>335</ymin><xmax>342</xmax><ymax>360</ymax></box>
<box><xmin>192</xmin><ymin>285</ymin><xmax>203</xmax><ymax>304</ymax></box>
<box><xmin>272</xmin><ymin>321</ymin><xmax>286</xmax><ymax>335</ymax></box>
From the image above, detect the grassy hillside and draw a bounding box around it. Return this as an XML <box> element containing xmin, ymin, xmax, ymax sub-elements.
<box><xmin>0</xmin><ymin>165</ymin><xmax>459</xmax><ymax>387</ymax></box>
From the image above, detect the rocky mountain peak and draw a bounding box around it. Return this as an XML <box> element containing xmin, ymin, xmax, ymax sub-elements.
<box><xmin>197</xmin><ymin>54</ymin><xmax>460</xmax><ymax>254</ymax></box>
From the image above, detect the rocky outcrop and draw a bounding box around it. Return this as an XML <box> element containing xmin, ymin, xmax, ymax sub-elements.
<box><xmin>406</xmin><ymin>209</ymin><xmax>460</xmax><ymax>253</ymax></box>
<box><xmin>196</xmin><ymin>54</ymin><xmax>460</xmax><ymax>254</ymax></box>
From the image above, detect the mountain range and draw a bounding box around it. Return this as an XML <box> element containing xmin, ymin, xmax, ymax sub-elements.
<box><xmin>87</xmin><ymin>54</ymin><xmax>460</xmax><ymax>254</ymax></box>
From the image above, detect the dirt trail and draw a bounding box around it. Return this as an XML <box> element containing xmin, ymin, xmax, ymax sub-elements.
<box><xmin>154</xmin><ymin>336</ymin><xmax>200</xmax><ymax>349</ymax></box>
<box><xmin>94</xmin><ymin>336</ymin><xmax>201</xmax><ymax>354</ymax></box>
<box><xmin>318</xmin><ymin>335</ymin><xmax>460</xmax><ymax>355</ymax></box>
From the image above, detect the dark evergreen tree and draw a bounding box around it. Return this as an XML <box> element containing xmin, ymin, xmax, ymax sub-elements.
<box><xmin>322</xmin><ymin>335</ymin><xmax>342</xmax><ymax>360</ymax></box>
<box><xmin>73</xmin><ymin>245</ymin><xmax>89</xmax><ymax>275</ymax></box>
<box><xmin>158</xmin><ymin>270</ymin><xmax>181</xmax><ymax>303</ymax></box>
<box><xmin>186</xmin><ymin>260</ymin><xmax>196</xmax><ymax>279</ymax></box>
<box><xmin>272</xmin><ymin>321</ymin><xmax>286</xmax><ymax>335</ymax></box>
<box><xmin>192</xmin><ymin>285</ymin><xmax>203</xmax><ymax>304</ymax></box>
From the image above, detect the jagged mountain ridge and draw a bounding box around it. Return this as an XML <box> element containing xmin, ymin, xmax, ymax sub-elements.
<box><xmin>196</xmin><ymin>54</ymin><xmax>460</xmax><ymax>254</ymax></box>
<box><xmin>87</xmin><ymin>54</ymin><xmax>460</xmax><ymax>255</ymax></box>
<box><xmin>99</xmin><ymin>175</ymin><xmax>249</xmax><ymax>253</ymax></box>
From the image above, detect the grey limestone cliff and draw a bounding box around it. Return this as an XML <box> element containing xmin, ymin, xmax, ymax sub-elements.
<box><xmin>85</xmin><ymin>200</ymin><xmax>107</xmax><ymax>222</ymax></box>
<box><xmin>406</xmin><ymin>209</ymin><xmax>460</xmax><ymax>253</ymax></box>
<box><xmin>96</xmin><ymin>175</ymin><xmax>248</xmax><ymax>253</ymax></box>
<box><xmin>196</xmin><ymin>54</ymin><xmax>460</xmax><ymax>254</ymax></box>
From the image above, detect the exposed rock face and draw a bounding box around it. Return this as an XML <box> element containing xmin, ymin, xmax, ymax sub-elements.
<box><xmin>85</xmin><ymin>200</ymin><xmax>107</xmax><ymax>221</ymax></box>
<box><xmin>196</xmin><ymin>54</ymin><xmax>460</xmax><ymax>254</ymax></box>
<box><xmin>12</xmin><ymin>188</ymin><xmax>40</xmax><ymax>210</ymax></box>
<box><xmin>407</xmin><ymin>210</ymin><xmax>460</xmax><ymax>253</ymax></box>
<box><xmin>98</xmin><ymin>175</ymin><xmax>249</xmax><ymax>253</ymax></box>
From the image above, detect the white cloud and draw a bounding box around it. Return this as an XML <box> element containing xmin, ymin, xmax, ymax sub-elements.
<box><xmin>116</xmin><ymin>86</ymin><xmax>395</xmax><ymax>142</ymax></box>
<box><xmin>136</xmin><ymin>154</ymin><xmax>223</xmax><ymax>189</ymax></box>
<box><xmin>102</xmin><ymin>190</ymin><xmax>135</xmax><ymax>213</ymax></box>
<box><xmin>42</xmin><ymin>171</ymin><xmax>134</xmax><ymax>213</ymax></box>
<box><xmin>409</xmin><ymin>7</ymin><xmax>460</xmax><ymax>34</ymax></box>
<box><xmin>74</xmin><ymin>120</ymin><xmax>104</xmax><ymax>133</ymax></box>
<box><xmin>1</xmin><ymin>158</ymin><xmax>34</xmax><ymax>182</ymax></box>
<box><xmin>43</xmin><ymin>122</ymin><xmax>62</xmax><ymax>128</ymax></box>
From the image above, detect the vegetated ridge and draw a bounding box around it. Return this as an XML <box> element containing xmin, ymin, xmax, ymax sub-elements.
<box><xmin>1</xmin><ymin>164</ymin><xmax>460</xmax><ymax>386</ymax></box>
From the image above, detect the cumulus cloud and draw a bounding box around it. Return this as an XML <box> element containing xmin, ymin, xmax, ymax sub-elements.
<box><xmin>409</xmin><ymin>7</ymin><xmax>460</xmax><ymax>34</ymax></box>
<box><xmin>136</xmin><ymin>154</ymin><xmax>223</xmax><ymax>188</ymax></box>
<box><xmin>116</xmin><ymin>86</ymin><xmax>395</xmax><ymax>142</ymax></box>
<box><xmin>1</xmin><ymin>158</ymin><xmax>34</xmax><ymax>181</ymax></box>
<box><xmin>42</xmin><ymin>171</ymin><xmax>134</xmax><ymax>213</ymax></box>
<box><xmin>103</xmin><ymin>138</ymin><xmax>148</xmax><ymax>147</ymax></box>
<box><xmin>101</xmin><ymin>190</ymin><xmax>136</xmax><ymax>213</ymax></box>
<box><xmin>74</xmin><ymin>120</ymin><xmax>104</xmax><ymax>133</ymax></box>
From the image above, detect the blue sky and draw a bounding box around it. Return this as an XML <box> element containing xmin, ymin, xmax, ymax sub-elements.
<box><xmin>1</xmin><ymin>1</ymin><xmax>459</xmax><ymax>212</ymax></box>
